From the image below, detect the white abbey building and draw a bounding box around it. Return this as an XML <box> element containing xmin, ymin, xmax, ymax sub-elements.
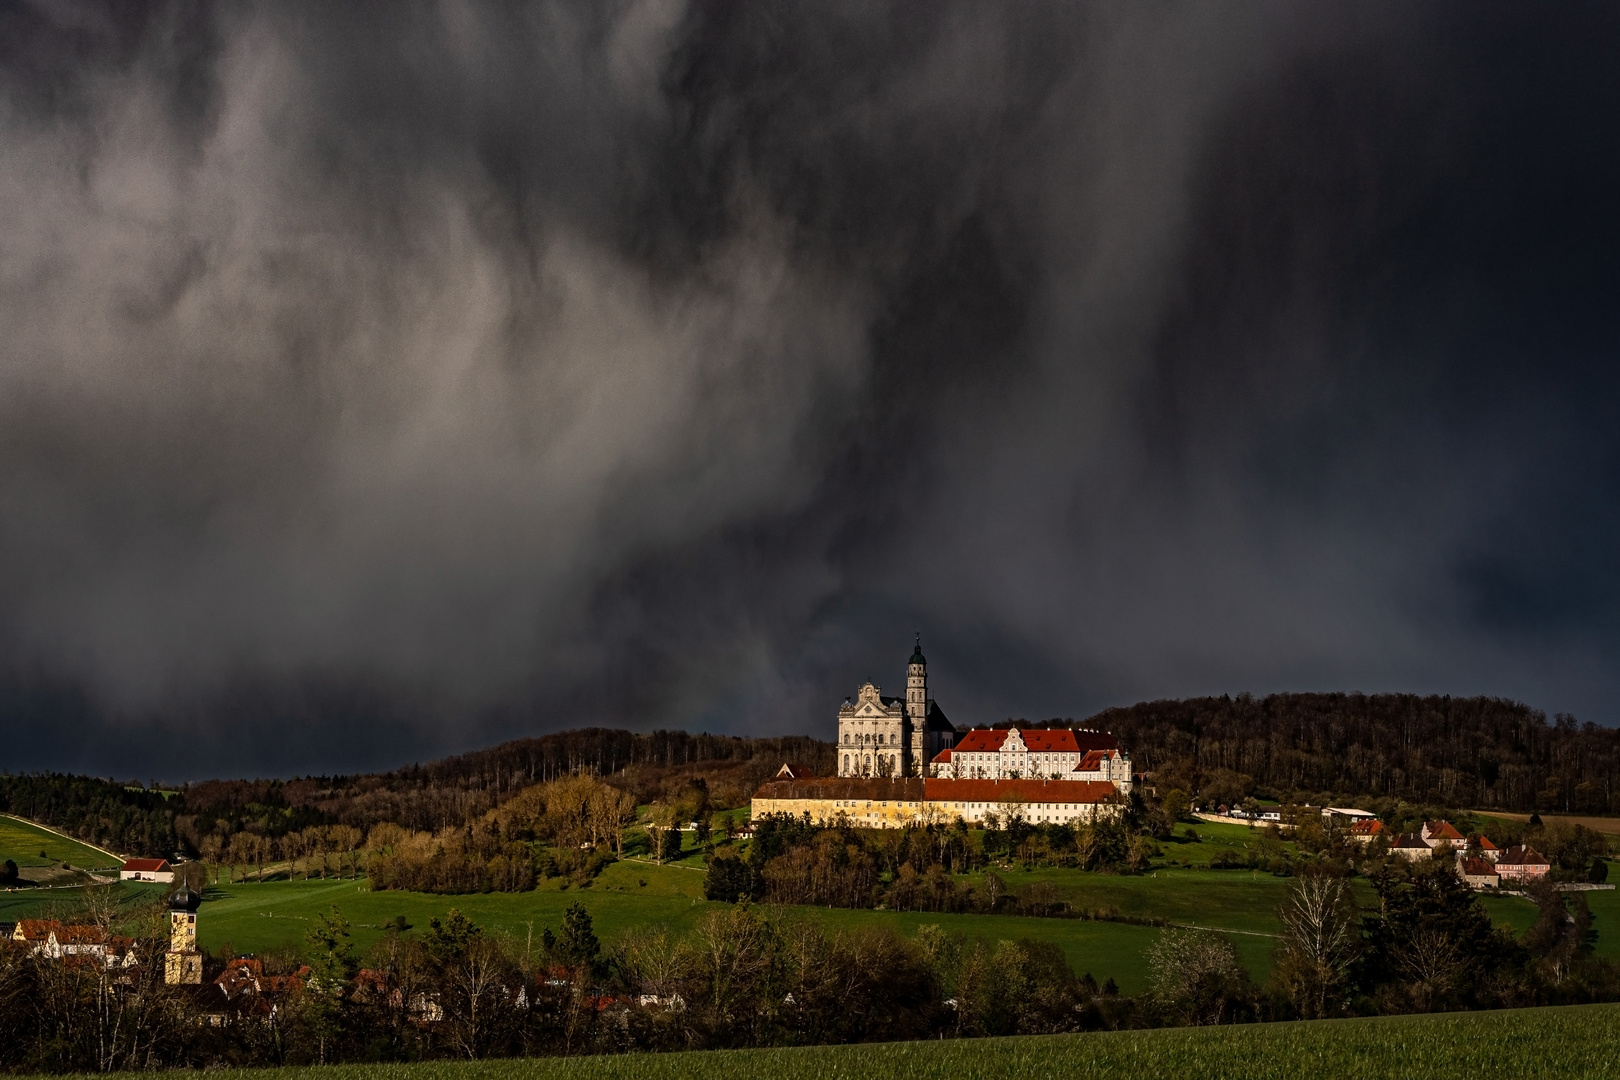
<box><xmin>837</xmin><ymin>638</ymin><xmax>958</xmax><ymax>778</ymax></box>
<box><xmin>933</xmin><ymin>726</ymin><xmax>1133</xmax><ymax>792</ymax></box>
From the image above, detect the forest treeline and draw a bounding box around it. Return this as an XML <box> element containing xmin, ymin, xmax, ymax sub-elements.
<box><xmin>1088</xmin><ymin>693</ymin><xmax>1620</xmax><ymax>813</ymax></box>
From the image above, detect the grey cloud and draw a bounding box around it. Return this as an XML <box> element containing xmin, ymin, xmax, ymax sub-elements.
<box><xmin>1</xmin><ymin>2</ymin><xmax>1617</xmax><ymax>777</ymax></box>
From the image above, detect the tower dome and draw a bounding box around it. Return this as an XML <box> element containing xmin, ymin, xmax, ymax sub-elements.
<box><xmin>909</xmin><ymin>633</ymin><xmax>926</xmax><ymax>667</ymax></box>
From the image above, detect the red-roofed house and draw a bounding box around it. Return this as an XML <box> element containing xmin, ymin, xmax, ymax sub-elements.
<box><xmin>774</xmin><ymin>763</ymin><xmax>814</xmax><ymax>780</ymax></box>
<box><xmin>13</xmin><ymin>919</ymin><xmax>58</xmax><ymax>947</ymax></box>
<box><xmin>1496</xmin><ymin>845</ymin><xmax>1551</xmax><ymax>882</ymax></box>
<box><xmin>14</xmin><ymin>920</ymin><xmax>134</xmax><ymax>965</ymax></box>
<box><xmin>1477</xmin><ymin>836</ymin><xmax>1501</xmax><ymax>862</ymax></box>
<box><xmin>120</xmin><ymin>858</ymin><xmax>175</xmax><ymax>884</ymax></box>
<box><xmin>1421</xmin><ymin>821</ymin><xmax>1466</xmax><ymax>851</ymax></box>
<box><xmin>1349</xmin><ymin>819</ymin><xmax>1387</xmax><ymax>843</ymax></box>
<box><xmin>1458</xmin><ymin>856</ymin><xmax>1501</xmax><ymax>889</ymax></box>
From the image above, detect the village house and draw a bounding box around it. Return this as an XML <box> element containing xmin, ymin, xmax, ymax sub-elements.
<box><xmin>1421</xmin><ymin>820</ymin><xmax>1467</xmax><ymax>851</ymax></box>
<box><xmin>1477</xmin><ymin>836</ymin><xmax>1501</xmax><ymax>862</ymax></box>
<box><xmin>1349</xmin><ymin>819</ymin><xmax>1387</xmax><ymax>843</ymax></box>
<box><xmin>11</xmin><ymin>919</ymin><xmax>138</xmax><ymax>967</ymax></box>
<box><xmin>1458</xmin><ymin>855</ymin><xmax>1501</xmax><ymax>889</ymax></box>
<box><xmin>119</xmin><ymin>858</ymin><xmax>175</xmax><ymax>883</ymax></box>
<box><xmin>1390</xmin><ymin>832</ymin><xmax>1433</xmax><ymax>861</ymax></box>
<box><xmin>1495</xmin><ymin>844</ymin><xmax>1551</xmax><ymax>883</ymax></box>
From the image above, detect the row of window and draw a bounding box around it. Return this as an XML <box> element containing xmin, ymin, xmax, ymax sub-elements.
<box><xmin>843</xmin><ymin>731</ymin><xmax>897</xmax><ymax>745</ymax></box>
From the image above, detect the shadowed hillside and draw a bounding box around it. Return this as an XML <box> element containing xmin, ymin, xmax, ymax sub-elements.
<box><xmin>1088</xmin><ymin>693</ymin><xmax>1620</xmax><ymax>814</ymax></box>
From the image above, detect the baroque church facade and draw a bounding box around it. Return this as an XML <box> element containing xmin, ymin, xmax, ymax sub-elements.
<box><xmin>836</xmin><ymin>638</ymin><xmax>958</xmax><ymax>778</ymax></box>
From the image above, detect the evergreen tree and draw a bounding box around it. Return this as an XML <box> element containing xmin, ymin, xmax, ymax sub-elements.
<box><xmin>558</xmin><ymin>902</ymin><xmax>600</xmax><ymax>969</ymax></box>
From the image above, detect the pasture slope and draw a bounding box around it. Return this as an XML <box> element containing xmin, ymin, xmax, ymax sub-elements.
<box><xmin>27</xmin><ymin>1004</ymin><xmax>1619</xmax><ymax>1080</ymax></box>
<box><xmin>0</xmin><ymin>815</ymin><xmax>122</xmax><ymax>870</ymax></box>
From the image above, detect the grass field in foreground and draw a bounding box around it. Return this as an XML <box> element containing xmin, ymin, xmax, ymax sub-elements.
<box><xmin>37</xmin><ymin>1004</ymin><xmax>1619</xmax><ymax>1080</ymax></box>
<box><xmin>0</xmin><ymin>815</ymin><xmax>121</xmax><ymax>871</ymax></box>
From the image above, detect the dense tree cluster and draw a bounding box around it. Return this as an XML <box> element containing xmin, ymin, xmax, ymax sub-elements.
<box><xmin>367</xmin><ymin>776</ymin><xmax>635</xmax><ymax>894</ymax></box>
<box><xmin>706</xmin><ymin>813</ymin><xmax>1159</xmax><ymax>914</ymax></box>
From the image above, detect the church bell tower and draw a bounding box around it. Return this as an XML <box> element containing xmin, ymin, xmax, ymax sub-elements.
<box><xmin>165</xmin><ymin>884</ymin><xmax>203</xmax><ymax>985</ymax></box>
<box><xmin>906</xmin><ymin>635</ymin><xmax>927</xmax><ymax>774</ymax></box>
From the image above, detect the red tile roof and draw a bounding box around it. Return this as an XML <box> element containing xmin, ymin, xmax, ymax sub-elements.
<box><xmin>931</xmin><ymin>748</ymin><xmax>952</xmax><ymax>763</ymax></box>
<box><xmin>53</xmin><ymin>925</ymin><xmax>109</xmax><ymax>946</ymax></box>
<box><xmin>1460</xmin><ymin>857</ymin><xmax>1498</xmax><ymax>878</ymax></box>
<box><xmin>15</xmin><ymin>919</ymin><xmax>59</xmax><ymax>942</ymax></box>
<box><xmin>950</xmin><ymin>727</ymin><xmax>1121</xmax><ymax>754</ymax></box>
<box><xmin>1391</xmin><ymin>832</ymin><xmax>1431</xmax><ymax>849</ymax></box>
<box><xmin>1478</xmin><ymin>836</ymin><xmax>1499</xmax><ymax>851</ymax></box>
<box><xmin>1497</xmin><ymin>845</ymin><xmax>1549</xmax><ymax>867</ymax></box>
<box><xmin>1423</xmin><ymin>820</ymin><xmax>1465</xmax><ymax>841</ymax></box>
<box><xmin>924</xmin><ymin>778</ymin><xmax>1121</xmax><ymax>805</ymax></box>
<box><xmin>1074</xmin><ymin>749</ymin><xmax>1119</xmax><ymax>771</ymax></box>
<box><xmin>120</xmin><ymin>858</ymin><xmax>171</xmax><ymax>873</ymax></box>
<box><xmin>1350</xmin><ymin>820</ymin><xmax>1386</xmax><ymax>836</ymax></box>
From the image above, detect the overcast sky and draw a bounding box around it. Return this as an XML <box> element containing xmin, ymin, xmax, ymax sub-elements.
<box><xmin>3</xmin><ymin>2</ymin><xmax>1618</xmax><ymax>779</ymax></box>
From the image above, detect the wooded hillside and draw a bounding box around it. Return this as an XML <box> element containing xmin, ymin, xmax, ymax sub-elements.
<box><xmin>1092</xmin><ymin>693</ymin><xmax>1620</xmax><ymax>814</ymax></box>
<box><xmin>3</xmin><ymin>694</ymin><xmax>1615</xmax><ymax>858</ymax></box>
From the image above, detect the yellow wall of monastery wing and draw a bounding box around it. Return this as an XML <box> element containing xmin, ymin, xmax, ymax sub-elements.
<box><xmin>749</xmin><ymin>795</ymin><xmax>1122</xmax><ymax>829</ymax></box>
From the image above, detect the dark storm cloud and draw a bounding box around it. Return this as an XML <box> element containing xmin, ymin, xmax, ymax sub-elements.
<box><xmin>2</xmin><ymin>2</ymin><xmax>1617</xmax><ymax>778</ymax></box>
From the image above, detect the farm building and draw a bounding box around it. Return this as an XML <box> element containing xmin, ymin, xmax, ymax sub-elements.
<box><xmin>120</xmin><ymin>858</ymin><xmax>175</xmax><ymax>883</ymax></box>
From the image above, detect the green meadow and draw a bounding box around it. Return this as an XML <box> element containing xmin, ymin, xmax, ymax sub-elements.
<box><xmin>0</xmin><ymin>814</ymin><xmax>122</xmax><ymax>872</ymax></box>
<box><xmin>24</xmin><ymin>1004</ymin><xmax>1619</xmax><ymax>1080</ymax></box>
<box><xmin>0</xmin><ymin>815</ymin><xmax>1613</xmax><ymax>995</ymax></box>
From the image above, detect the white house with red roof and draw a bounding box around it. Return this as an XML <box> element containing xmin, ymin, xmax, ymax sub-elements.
<box><xmin>119</xmin><ymin>858</ymin><xmax>175</xmax><ymax>883</ymax></box>
<box><xmin>1477</xmin><ymin>835</ymin><xmax>1501</xmax><ymax>862</ymax></box>
<box><xmin>1421</xmin><ymin>820</ymin><xmax>1466</xmax><ymax>851</ymax></box>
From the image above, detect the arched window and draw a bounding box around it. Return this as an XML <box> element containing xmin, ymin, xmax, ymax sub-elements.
<box><xmin>843</xmin><ymin>754</ymin><xmax>850</xmax><ymax>773</ymax></box>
